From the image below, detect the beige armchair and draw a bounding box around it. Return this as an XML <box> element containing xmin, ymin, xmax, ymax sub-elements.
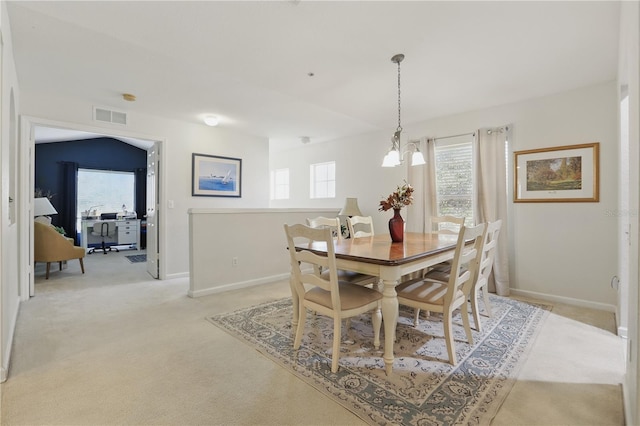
<box><xmin>34</xmin><ymin>221</ymin><xmax>86</xmax><ymax>279</ymax></box>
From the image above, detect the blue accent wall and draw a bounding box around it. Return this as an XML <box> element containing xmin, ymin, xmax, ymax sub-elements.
<box><xmin>35</xmin><ymin>137</ymin><xmax>147</xmax><ymax>228</ymax></box>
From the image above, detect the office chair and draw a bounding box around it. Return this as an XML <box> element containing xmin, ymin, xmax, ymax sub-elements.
<box><xmin>88</xmin><ymin>221</ymin><xmax>119</xmax><ymax>254</ymax></box>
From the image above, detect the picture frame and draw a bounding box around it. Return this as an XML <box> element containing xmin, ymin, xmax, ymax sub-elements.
<box><xmin>514</xmin><ymin>142</ymin><xmax>599</xmax><ymax>203</ymax></box>
<box><xmin>192</xmin><ymin>153</ymin><xmax>242</xmax><ymax>197</ymax></box>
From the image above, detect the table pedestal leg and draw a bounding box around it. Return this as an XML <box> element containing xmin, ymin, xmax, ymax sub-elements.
<box><xmin>381</xmin><ymin>278</ymin><xmax>399</xmax><ymax>375</ymax></box>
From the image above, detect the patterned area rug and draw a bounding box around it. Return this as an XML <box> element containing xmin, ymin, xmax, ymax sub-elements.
<box><xmin>125</xmin><ymin>254</ymin><xmax>146</xmax><ymax>263</ymax></box>
<box><xmin>207</xmin><ymin>295</ymin><xmax>550</xmax><ymax>426</ymax></box>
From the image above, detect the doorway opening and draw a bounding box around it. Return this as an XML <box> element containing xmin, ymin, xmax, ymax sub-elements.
<box><xmin>26</xmin><ymin>119</ymin><xmax>163</xmax><ymax>297</ymax></box>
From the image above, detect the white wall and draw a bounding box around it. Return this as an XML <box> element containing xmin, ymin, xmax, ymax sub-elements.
<box><xmin>272</xmin><ymin>82</ymin><xmax>618</xmax><ymax>310</ymax></box>
<box><xmin>19</xmin><ymin>93</ymin><xmax>271</xmax><ymax>278</ymax></box>
<box><xmin>188</xmin><ymin>208</ymin><xmax>341</xmax><ymax>297</ymax></box>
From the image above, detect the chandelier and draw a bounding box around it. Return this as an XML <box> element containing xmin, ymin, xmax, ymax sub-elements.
<box><xmin>381</xmin><ymin>54</ymin><xmax>425</xmax><ymax>167</ymax></box>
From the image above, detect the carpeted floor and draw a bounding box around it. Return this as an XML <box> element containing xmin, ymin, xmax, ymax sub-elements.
<box><xmin>208</xmin><ymin>295</ymin><xmax>550</xmax><ymax>425</ymax></box>
<box><xmin>4</xmin><ymin>262</ymin><xmax>625</xmax><ymax>425</ymax></box>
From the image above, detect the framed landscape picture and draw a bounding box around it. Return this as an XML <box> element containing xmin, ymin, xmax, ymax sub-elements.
<box><xmin>192</xmin><ymin>153</ymin><xmax>242</xmax><ymax>197</ymax></box>
<box><xmin>514</xmin><ymin>142</ymin><xmax>599</xmax><ymax>203</ymax></box>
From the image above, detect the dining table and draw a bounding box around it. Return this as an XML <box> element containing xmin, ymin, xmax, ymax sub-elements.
<box><xmin>292</xmin><ymin>231</ymin><xmax>460</xmax><ymax>375</ymax></box>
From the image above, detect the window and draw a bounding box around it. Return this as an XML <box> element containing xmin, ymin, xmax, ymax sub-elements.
<box><xmin>310</xmin><ymin>161</ymin><xmax>335</xmax><ymax>199</ymax></box>
<box><xmin>433</xmin><ymin>137</ymin><xmax>475</xmax><ymax>226</ymax></box>
<box><xmin>76</xmin><ymin>169</ymin><xmax>135</xmax><ymax>232</ymax></box>
<box><xmin>270</xmin><ymin>168</ymin><xmax>290</xmax><ymax>200</ymax></box>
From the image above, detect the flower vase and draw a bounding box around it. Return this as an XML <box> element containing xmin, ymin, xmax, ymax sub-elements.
<box><xmin>389</xmin><ymin>209</ymin><xmax>404</xmax><ymax>242</ymax></box>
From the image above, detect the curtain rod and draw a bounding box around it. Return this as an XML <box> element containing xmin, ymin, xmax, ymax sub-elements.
<box><xmin>427</xmin><ymin>125</ymin><xmax>510</xmax><ymax>142</ymax></box>
<box><xmin>430</xmin><ymin>131</ymin><xmax>475</xmax><ymax>141</ymax></box>
<box><xmin>487</xmin><ymin>125</ymin><xmax>509</xmax><ymax>134</ymax></box>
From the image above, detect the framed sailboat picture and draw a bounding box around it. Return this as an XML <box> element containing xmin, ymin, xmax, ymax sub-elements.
<box><xmin>192</xmin><ymin>153</ymin><xmax>242</xmax><ymax>197</ymax></box>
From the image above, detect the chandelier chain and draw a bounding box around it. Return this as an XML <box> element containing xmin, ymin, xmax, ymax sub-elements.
<box><xmin>397</xmin><ymin>59</ymin><xmax>402</xmax><ymax>132</ymax></box>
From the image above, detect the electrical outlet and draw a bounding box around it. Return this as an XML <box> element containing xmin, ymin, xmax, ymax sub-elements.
<box><xmin>232</xmin><ymin>257</ymin><xmax>238</xmax><ymax>267</ymax></box>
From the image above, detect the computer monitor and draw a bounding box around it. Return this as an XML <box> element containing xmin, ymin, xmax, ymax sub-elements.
<box><xmin>100</xmin><ymin>212</ymin><xmax>117</xmax><ymax>220</ymax></box>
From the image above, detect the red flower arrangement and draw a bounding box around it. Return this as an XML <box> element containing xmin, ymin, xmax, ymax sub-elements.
<box><xmin>378</xmin><ymin>181</ymin><xmax>414</xmax><ymax>211</ymax></box>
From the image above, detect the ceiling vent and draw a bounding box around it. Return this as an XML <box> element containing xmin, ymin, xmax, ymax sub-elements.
<box><xmin>93</xmin><ymin>106</ymin><xmax>127</xmax><ymax>125</ymax></box>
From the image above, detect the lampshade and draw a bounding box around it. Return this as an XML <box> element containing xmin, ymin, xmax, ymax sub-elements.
<box><xmin>339</xmin><ymin>198</ymin><xmax>362</xmax><ymax>217</ymax></box>
<box><xmin>411</xmin><ymin>150</ymin><xmax>426</xmax><ymax>165</ymax></box>
<box><xmin>33</xmin><ymin>197</ymin><xmax>58</xmax><ymax>216</ymax></box>
<box><xmin>382</xmin><ymin>149</ymin><xmax>401</xmax><ymax>167</ymax></box>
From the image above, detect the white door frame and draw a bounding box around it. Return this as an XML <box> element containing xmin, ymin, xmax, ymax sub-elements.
<box><xmin>19</xmin><ymin>115</ymin><xmax>166</xmax><ymax>298</ymax></box>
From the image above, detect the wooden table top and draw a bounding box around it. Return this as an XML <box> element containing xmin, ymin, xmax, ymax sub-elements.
<box><xmin>298</xmin><ymin>232</ymin><xmax>459</xmax><ymax>266</ymax></box>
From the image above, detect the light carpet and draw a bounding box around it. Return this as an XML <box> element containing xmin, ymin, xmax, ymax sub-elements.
<box><xmin>207</xmin><ymin>294</ymin><xmax>550</xmax><ymax>426</ymax></box>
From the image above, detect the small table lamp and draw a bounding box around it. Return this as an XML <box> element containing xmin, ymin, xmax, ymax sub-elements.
<box><xmin>339</xmin><ymin>198</ymin><xmax>362</xmax><ymax>217</ymax></box>
<box><xmin>34</xmin><ymin>197</ymin><xmax>58</xmax><ymax>225</ymax></box>
<box><xmin>339</xmin><ymin>198</ymin><xmax>362</xmax><ymax>238</ymax></box>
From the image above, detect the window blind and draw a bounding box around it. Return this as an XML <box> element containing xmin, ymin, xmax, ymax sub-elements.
<box><xmin>434</xmin><ymin>138</ymin><xmax>474</xmax><ymax>225</ymax></box>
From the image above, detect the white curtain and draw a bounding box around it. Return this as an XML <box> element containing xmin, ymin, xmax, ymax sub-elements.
<box><xmin>407</xmin><ymin>137</ymin><xmax>436</xmax><ymax>233</ymax></box>
<box><xmin>474</xmin><ymin>126</ymin><xmax>511</xmax><ymax>296</ymax></box>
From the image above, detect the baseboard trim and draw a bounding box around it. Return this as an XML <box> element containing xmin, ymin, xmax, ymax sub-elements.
<box><xmin>2</xmin><ymin>296</ymin><xmax>21</xmax><ymax>383</ymax></box>
<box><xmin>509</xmin><ymin>288</ymin><xmax>616</xmax><ymax>313</ymax></box>
<box><xmin>165</xmin><ymin>272</ymin><xmax>189</xmax><ymax>280</ymax></box>
<box><xmin>618</xmin><ymin>326</ymin><xmax>629</xmax><ymax>339</ymax></box>
<box><xmin>187</xmin><ymin>273</ymin><xmax>289</xmax><ymax>298</ymax></box>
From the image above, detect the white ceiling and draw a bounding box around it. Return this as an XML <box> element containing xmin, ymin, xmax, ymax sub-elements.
<box><xmin>7</xmin><ymin>1</ymin><xmax>620</xmax><ymax>151</ymax></box>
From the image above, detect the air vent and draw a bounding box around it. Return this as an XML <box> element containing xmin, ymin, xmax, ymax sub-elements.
<box><xmin>93</xmin><ymin>106</ymin><xmax>127</xmax><ymax>125</ymax></box>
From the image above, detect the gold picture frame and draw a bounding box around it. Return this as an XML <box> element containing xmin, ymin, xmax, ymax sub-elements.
<box><xmin>514</xmin><ymin>142</ymin><xmax>599</xmax><ymax>203</ymax></box>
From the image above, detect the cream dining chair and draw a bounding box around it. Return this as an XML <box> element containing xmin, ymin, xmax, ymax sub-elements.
<box><xmin>424</xmin><ymin>215</ymin><xmax>465</xmax><ymax>272</ymax></box>
<box><xmin>469</xmin><ymin>219</ymin><xmax>502</xmax><ymax>332</ymax></box>
<box><xmin>306</xmin><ymin>217</ymin><xmax>378</xmax><ymax>287</ymax></box>
<box><xmin>395</xmin><ymin>223</ymin><xmax>486</xmax><ymax>366</ymax></box>
<box><xmin>347</xmin><ymin>216</ymin><xmax>374</xmax><ymax>238</ymax></box>
<box><xmin>421</xmin><ymin>219</ymin><xmax>503</xmax><ymax>332</ymax></box>
<box><xmin>284</xmin><ymin>223</ymin><xmax>382</xmax><ymax>373</ymax></box>
<box><xmin>406</xmin><ymin>215</ymin><xmax>466</xmax><ymax>288</ymax></box>
<box><xmin>431</xmin><ymin>215</ymin><xmax>465</xmax><ymax>235</ymax></box>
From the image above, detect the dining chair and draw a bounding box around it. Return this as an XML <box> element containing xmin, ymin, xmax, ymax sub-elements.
<box><xmin>347</xmin><ymin>215</ymin><xmax>374</xmax><ymax>238</ymax></box>
<box><xmin>395</xmin><ymin>223</ymin><xmax>486</xmax><ymax>366</ymax></box>
<box><xmin>406</xmin><ymin>215</ymin><xmax>466</xmax><ymax>284</ymax></box>
<box><xmin>422</xmin><ymin>219</ymin><xmax>502</xmax><ymax>332</ymax></box>
<box><xmin>284</xmin><ymin>223</ymin><xmax>382</xmax><ymax>373</ymax></box>
<box><xmin>306</xmin><ymin>217</ymin><xmax>378</xmax><ymax>287</ymax></box>
<box><xmin>423</xmin><ymin>215</ymin><xmax>466</xmax><ymax>272</ymax></box>
<box><xmin>431</xmin><ymin>215</ymin><xmax>465</xmax><ymax>235</ymax></box>
<box><xmin>469</xmin><ymin>219</ymin><xmax>502</xmax><ymax>332</ymax></box>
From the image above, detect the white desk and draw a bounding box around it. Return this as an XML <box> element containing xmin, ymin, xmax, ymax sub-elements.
<box><xmin>81</xmin><ymin>219</ymin><xmax>140</xmax><ymax>252</ymax></box>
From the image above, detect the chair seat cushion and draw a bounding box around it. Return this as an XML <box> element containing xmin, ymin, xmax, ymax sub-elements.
<box><xmin>320</xmin><ymin>269</ymin><xmax>377</xmax><ymax>285</ymax></box>
<box><xmin>424</xmin><ymin>263</ymin><xmax>468</xmax><ymax>283</ymax></box>
<box><xmin>305</xmin><ymin>282</ymin><xmax>382</xmax><ymax>310</ymax></box>
<box><xmin>396</xmin><ymin>279</ymin><xmax>463</xmax><ymax>306</ymax></box>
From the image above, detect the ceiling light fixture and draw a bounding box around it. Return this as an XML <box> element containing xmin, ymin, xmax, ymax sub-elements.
<box><xmin>381</xmin><ymin>54</ymin><xmax>425</xmax><ymax>167</ymax></box>
<box><xmin>203</xmin><ymin>115</ymin><xmax>219</xmax><ymax>127</ymax></box>
<box><xmin>122</xmin><ymin>93</ymin><xmax>136</xmax><ymax>102</ymax></box>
